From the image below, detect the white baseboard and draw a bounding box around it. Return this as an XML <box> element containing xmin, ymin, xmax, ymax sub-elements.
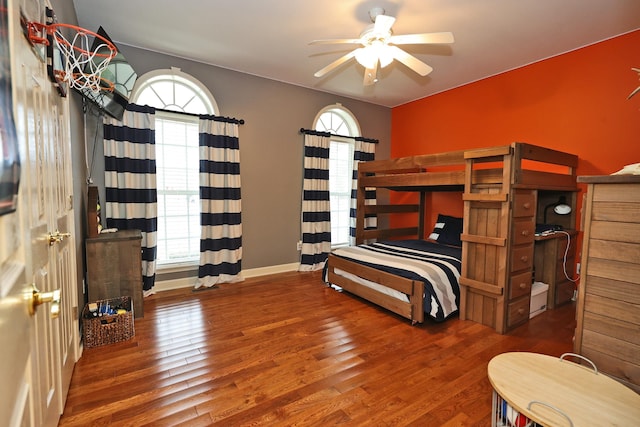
<box><xmin>242</xmin><ymin>262</ymin><xmax>300</xmax><ymax>279</ymax></box>
<box><xmin>151</xmin><ymin>262</ymin><xmax>300</xmax><ymax>293</ymax></box>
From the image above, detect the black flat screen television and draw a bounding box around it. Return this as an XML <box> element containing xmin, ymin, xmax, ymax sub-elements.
<box><xmin>74</xmin><ymin>26</ymin><xmax>137</xmax><ymax>121</ymax></box>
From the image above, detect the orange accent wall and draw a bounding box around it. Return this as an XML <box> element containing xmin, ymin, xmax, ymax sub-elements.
<box><xmin>391</xmin><ymin>30</ymin><xmax>640</xmax><ymax>232</ymax></box>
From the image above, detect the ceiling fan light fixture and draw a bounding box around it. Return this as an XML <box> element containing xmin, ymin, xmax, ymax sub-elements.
<box><xmin>355</xmin><ymin>42</ymin><xmax>393</xmax><ymax>70</ymax></box>
<box><xmin>377</xmin><ymin>45</ymin><xmax>394</xmax><ymax>68</ymax></box>
<box><xmin>355</xmin><ymin>46</ymin><xmax>378</xmax><ymax>69</ymax></box>
<box><xmin>310</xmin><ymin>9</ymin><xmax>454</xmax><ymax>85</ymax></box>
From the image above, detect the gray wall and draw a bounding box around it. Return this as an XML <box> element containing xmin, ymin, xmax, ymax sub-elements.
<box><xmin>115</xmin><ymin>45</ymin><xmax>391</xmax><ymax>270</ymax></box>
<box><xmin>54</xmin><ymin>12</ymin><xmax>391</xmax><ymax>289</ymax></box>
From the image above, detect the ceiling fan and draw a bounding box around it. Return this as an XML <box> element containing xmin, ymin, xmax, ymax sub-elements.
<box><xmin>311</xmin><ymin>8</ymin><xmax>454</xmax><ymax>86</ymax></box>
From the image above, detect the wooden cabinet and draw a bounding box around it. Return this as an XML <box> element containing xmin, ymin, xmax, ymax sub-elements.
<box><xmin>462</xmin><ymin>186</ymin><xmax>579</xmax><ymax>332</ymax></box>
<box><xmin>86</xmin><ymin>230</ymin><xmax>144</xmax><ymax>318</ymax></box>
<box><xmin>574</xmin><ymin>175</ymin><xmax>640</xmax><ymax>393</ymax></box>
<box><xmin>534</xmin><ymin>230</ymin><xmax>578</xmax><ymax>309</ymax></box>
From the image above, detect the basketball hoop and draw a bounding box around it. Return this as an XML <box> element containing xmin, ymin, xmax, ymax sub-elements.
<box><xmin>27</xmin><ymin>21</ymin><xmax>117</xmax><ymax>94</ymax></box>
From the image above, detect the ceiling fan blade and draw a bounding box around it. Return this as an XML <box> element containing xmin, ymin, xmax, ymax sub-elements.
<box><xmin>389</xmin><ymin>31</ymin><xmax>455</xmax><ymax>45</ymax></box>
<box><xmin>374</xmin><ymin>14</ymin><xmax>395</xmax><ymax>33</ymax></box>
<box><xmin>388</xmin><ymin>46</ymin><xmax>433</xmax><ymax>76</ymax></box>
<box><xmin>314</xmin><ymin>49</ymin><xmax>360</xmax><ymax>78</ymax></box>
<box><xmin>309</xmin><ymin>38</ymin><xmax>363</xmax><ymax>45</ymax></box>
<box><xmin>363</xmin><ymin>65</ymin><xmax>377</xmax><ymax>86</ymax></box>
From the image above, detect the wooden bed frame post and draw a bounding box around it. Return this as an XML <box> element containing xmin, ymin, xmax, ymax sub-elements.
<box><xmin>496</xmin><ymin>151</ymin><xmax>513</xmax><ymax>332</ymax></box>
<box><xmin>418</xmin><ymin>191</ymin><xmax>427</xmax><ymax>239</ymax></box>
<box><xmin>459</xmin><ymin>159</ymin><xmax>474</xmax><ymax>321</ymax></box>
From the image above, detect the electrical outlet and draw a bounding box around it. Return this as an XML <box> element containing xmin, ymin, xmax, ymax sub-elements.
<box><xmin>297</xmin><ymin>241</ymin><xmax>302</xmax><ymax>251</ymax></box>
<box><xmin>576</xmin><ymin>262</ymin><xmax>581</xmax><ymax>275</ymax></box>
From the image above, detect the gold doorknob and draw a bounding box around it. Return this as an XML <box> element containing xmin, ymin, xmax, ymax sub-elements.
<box><xmin>47</xmin><ymin>230</ymin><xmax>72</xmax><ymax>246</ymax></box>
<box><xmin>28</xmin><ymin>284</ymin><xmax>61</xmax><ymax>318</ymax></box>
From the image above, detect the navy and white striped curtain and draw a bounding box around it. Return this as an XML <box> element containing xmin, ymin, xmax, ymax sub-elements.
<box><xmin>299</xmin><ymin>133</ymin><xmax>331</xmax><ymax>271</ymax></box>
<box><xmin>196</xmin><ymin>116</ymin><xmax>243</xmax><ymax>288</ymax></box>
<box><xmin>103</xmin><ymin>104</ymin><xmax>158</xmax><ymax>292</ymax></box>
<box><xmin>349</xmin><ymin>137</ymin><xmax>377</xmax><ymax>245</ymax></box>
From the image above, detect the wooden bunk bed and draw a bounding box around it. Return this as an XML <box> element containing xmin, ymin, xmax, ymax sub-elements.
<box><xmin>325</xmin><ymin>142</ymin><xmax>579</xmax><ymax>333</ymax></box>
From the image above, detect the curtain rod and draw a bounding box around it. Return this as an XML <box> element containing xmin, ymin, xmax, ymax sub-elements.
<box><xmin>299</xmin><ymin>128</ymin><xmax>378</xmax><ymax>144</ymax></box>
<box><xmin>152</xmin><ymin>106</ymin><xmax>245</xmax><ymax>125</ymax></box>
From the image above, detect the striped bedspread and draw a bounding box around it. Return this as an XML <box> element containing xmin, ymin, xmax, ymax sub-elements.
<box><xmin>327</xmin><ymin>240</ymin><xmax>462</xmax><ymax>321</ymax></box>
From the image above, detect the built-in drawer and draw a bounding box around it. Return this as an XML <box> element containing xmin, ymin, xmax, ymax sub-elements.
<box><xmin>513</xmin><ymin>191</ymin><xmax>536</xmax><ymax>218</ymax></box>
<box><xmin>509</xmin><ymin>270</ymin><xmax>532</xmax><ymax>300</ymax></box>
<box><xmin>512</xmin><ymin>219</ymin><xmax>535</xmax><ymax>246</ymax></box>
<box><xmin>510</xmin><ymin>244</ymin><xmax>534</xmax><ymax>273</ymax></box>
<box><xmin>507</xmin><ymin>297</ymin><xmax>530</xmax><ymax>328</ymax></box>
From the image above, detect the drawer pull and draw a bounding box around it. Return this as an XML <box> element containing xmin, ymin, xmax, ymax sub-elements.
<box><xmin>520</xmin><ymin>230</ymin><xmax>529</xmax><ymax>237</ymax></box>
<box><xmin>522</xmin><ymin>202</ymin><xmax>531</xmax><ymax>209</ymax></box>
<box><xmin>520</xmin><ymin>255</ymin><xmax>528</xmax><ymax>263</ymax></box>
<box><xmin>518</xmin><ymin>308</ymin><xmax>525</xmax><ymax>315</ymax></box>
<box><xmin>519</xmin><ymin>282</ymin><xmax>526</xmax><ymax>289</ymax></box>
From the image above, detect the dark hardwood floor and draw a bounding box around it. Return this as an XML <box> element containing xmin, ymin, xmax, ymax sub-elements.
<box><xmin>59</xmin><ymin>271</ymin><xmax>576</xmax><ymax>426</ymax></box>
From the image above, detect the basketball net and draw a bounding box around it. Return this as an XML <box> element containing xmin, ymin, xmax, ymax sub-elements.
<box><xmin>28</xmin><ymin>22</ymin><xmax>118</xmax><ymax>94</ymax></box>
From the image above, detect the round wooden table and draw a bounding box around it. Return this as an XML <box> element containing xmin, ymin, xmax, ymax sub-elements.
<box><xmin>488</xmin><ymin>352</ymin><xmax>640</xmax><ymax>426</ymax></box>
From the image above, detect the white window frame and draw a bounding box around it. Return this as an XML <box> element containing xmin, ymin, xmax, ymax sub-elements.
<box><xmin>130</xmin><ymin>68</ymin><xmax>218</xmax><ymax>270</ymax></box>
<box><xmin>154</xmin><ymin>112</ymin><xmax>200</xmax><ymax>266</ymax></box>
<box><xmin>328</xmin><ymin>137</ymin><xmax>354</xmax><ymax>247</ymax></box>
<box><xmin>313</xmin><ymin>104</ymin><xmax>361</xmax><ymax>248</ymax></box>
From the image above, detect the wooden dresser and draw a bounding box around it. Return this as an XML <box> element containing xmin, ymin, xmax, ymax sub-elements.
<box><xmin>574</xmin><ymin>175</ymin><xmax>640</xmax><ymax>392</ymax></box>
<box><xmin>86</xmin><ymin>229</ymin><xmax>144</xmax><ymax>318</ymax></box>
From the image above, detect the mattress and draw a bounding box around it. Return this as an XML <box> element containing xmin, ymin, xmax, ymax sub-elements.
<box><xmin>326</xmin><ymin>240</ymin><xmax>462</xmax><ymax>321</ymax></box>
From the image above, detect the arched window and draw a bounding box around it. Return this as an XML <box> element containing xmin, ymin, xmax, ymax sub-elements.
<box><xmin>131</xmin><ymin>68</ymin><xmax>218</xmax><ymax>267</ymax></box>
<box><xmin>131</xmin><ymin>67</ymin><xmax>218</xmax><ymax>114</ymax></box>
<box><xmin>313</xmin><ymin>104</ymin><xmax>361</xmax><ymax>247</ymax></box>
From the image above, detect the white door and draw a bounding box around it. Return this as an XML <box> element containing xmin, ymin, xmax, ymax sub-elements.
<box><xmin>50</xmin><ymin>98</ymin><xmax>79</xmax><ymax>406</ymax></box>
<box><xmin>0</xmin><ymin>0</ymin><xmax>79</xmax><ymax>425</ymax></box>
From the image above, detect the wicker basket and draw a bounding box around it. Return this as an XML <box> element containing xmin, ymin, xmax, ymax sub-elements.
<box><xmin>82</xmin><ymin>296</ymin><xmax>135</xmax><ymax>348</ymax></box>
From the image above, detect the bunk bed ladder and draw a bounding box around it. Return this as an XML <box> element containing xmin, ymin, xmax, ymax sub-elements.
<box><xmin>459</xmin><ymin>145</ymin><xmax>513</xmax><ymax>334</ymax></box>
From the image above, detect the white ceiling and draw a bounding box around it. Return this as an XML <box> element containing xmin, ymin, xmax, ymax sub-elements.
<box><xmin>71</xmin><ymin>0</ymin><xmax>640</xmax><ymax>108</ymax></box>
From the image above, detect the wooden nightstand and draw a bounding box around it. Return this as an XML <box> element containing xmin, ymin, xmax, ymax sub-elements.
<box><xmin>533</xmin><ymin>229</ymin><xmax>578</xmax><ymax>309</ymax></box>
<box><xmin>85</xmin><ymin>229</ymin><xmax>144</xmax><ymax>317</ymax></box>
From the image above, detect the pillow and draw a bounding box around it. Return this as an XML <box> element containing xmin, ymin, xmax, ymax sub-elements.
<box><xmin>428</xmin><ymin>214</ymin><xmax>463</xmax><ymax>247</ymax></box>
